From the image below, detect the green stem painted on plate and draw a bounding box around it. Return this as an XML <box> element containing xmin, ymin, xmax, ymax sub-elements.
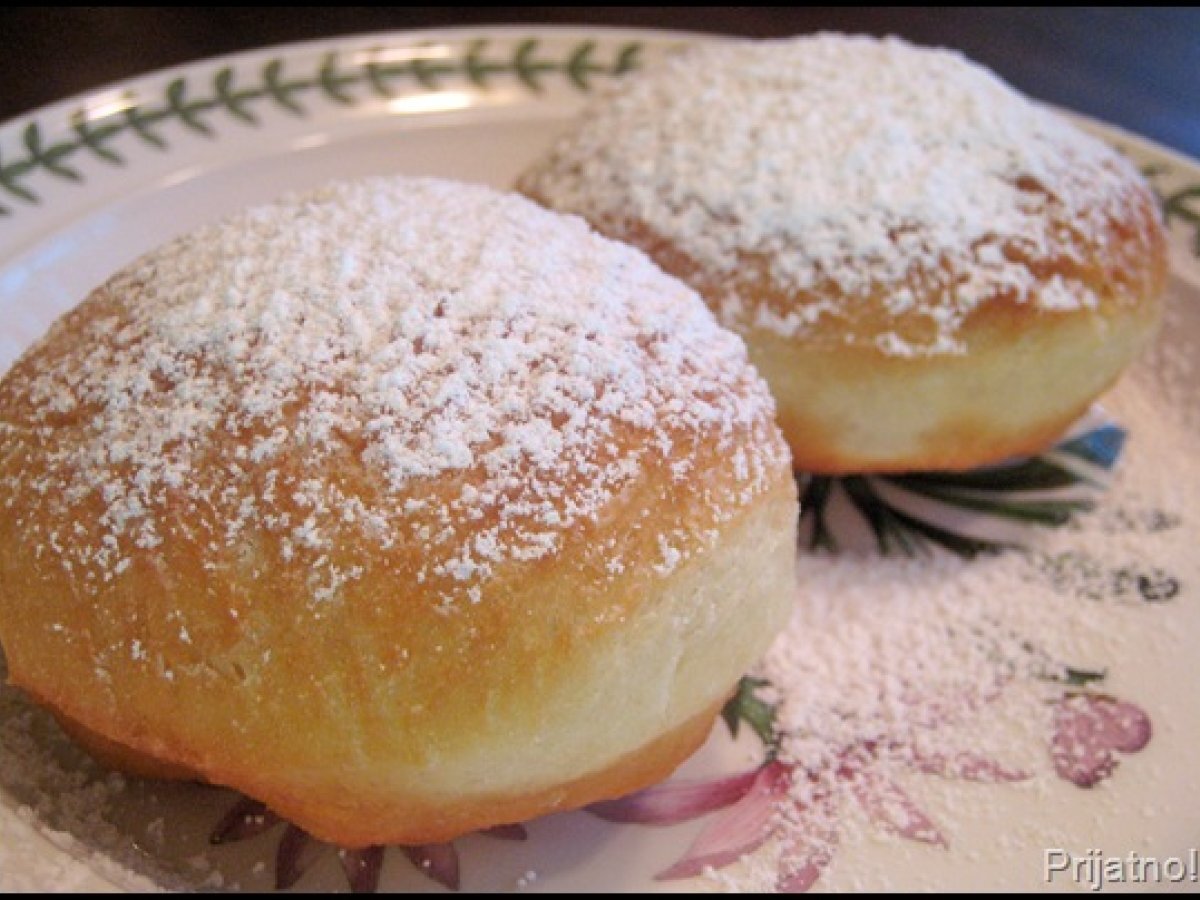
<box><xmin>1144</xmin><ymin>164</ymin><xmax>1200</xmax><ymax>258</ymax></box>
<box><xmin>0</xmin><ymin>38</ymin><xmax>643</xmax><ymax>216</ymax></box>
<box><xmin>721</xmin><ymin>676</ymin><xmax>779</xmax><ymax>751</ymax></box>
<box><xmin>1162</xmin><ymin>184</ymin><xmax>1200</xmax><ymax>257</ymax></box>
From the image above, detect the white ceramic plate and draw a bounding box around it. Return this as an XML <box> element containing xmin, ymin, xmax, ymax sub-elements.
<box><xmin>1</xmin><ymin>27</ymin><xmax>1198</xmax><ymax>893</ymax></box>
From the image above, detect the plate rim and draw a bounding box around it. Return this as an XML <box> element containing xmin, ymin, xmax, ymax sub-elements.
<box><xmin>0</xmin><ymin>24</ymin><xmax>712</xmax><ymax>138</ymax></box>
<box><xmin>0</xmin><ymin>24</ymin><xmax>1196</xmax><ymax>260</ymax></box>
<box><xmin>1</xmin><ymin>22</ymin><xmax>1196</xmax><ymax>173</ymax></box>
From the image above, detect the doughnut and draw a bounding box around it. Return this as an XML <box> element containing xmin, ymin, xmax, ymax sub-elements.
<box><xmin>518</xmin><ymin>34</ymin><xmax>1168</xmax><ymax>473</ymax></box>
<box><xmin>0</xmin><ymin>177</ymin><xmax>797</xmax><ymax>847</ymax></box>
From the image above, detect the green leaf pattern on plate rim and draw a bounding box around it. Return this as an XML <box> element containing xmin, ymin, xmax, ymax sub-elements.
<box><xmin>0</xmin><ymin>37</ymin><xmax>644</xmax><ymax>216</ymax></box>
<box><xmin>0</xmin><ymin>32</ymin><xmax>1196</xmax><ymax>260</ymax></box>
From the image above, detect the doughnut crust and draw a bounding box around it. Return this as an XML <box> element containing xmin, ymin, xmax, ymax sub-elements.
<box><xmin>0</xmin><ymin>177</ymin><xmax>796</xmax><ymax>846</ymax></box>
<box><xmin>518</xmin><ymin>35</ymin><xmax>1168</xmax><ymax>473</ymax></box>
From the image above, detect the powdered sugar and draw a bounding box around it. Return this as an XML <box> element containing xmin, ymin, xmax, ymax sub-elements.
<box><xmin>0</xmin><ymin>689</ymin><xmax>181</xmax><ymax>892</ymax></box>
<box><xmin>0</xmin><ymin>177</ymin><xmax>785</xmax><ymax>612</ymax></box>
<box><xmin>520</xmin><ymin>34</ymin><xmax>1145</xmax><ymax>354</ymax></box>
<box><xmin>717</xmin><ymin>345</ymin><xmax>1200</xmax><ymax>889</ymax></box>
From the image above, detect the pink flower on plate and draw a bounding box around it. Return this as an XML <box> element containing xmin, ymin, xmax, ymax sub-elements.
<box><xmin>591</xmin><ymin>759</ymin><xmax>833</xmax><ymax>891</ymax></box>
<box><xmin>1050</xmin><ymin>693</ymin><xmax>1152</xmax><ymax>787</ymax></box>
<box><xmin>589</xmin><ymin>736</ymin><xmax>1027</xmax><ymax>893</ymax></box>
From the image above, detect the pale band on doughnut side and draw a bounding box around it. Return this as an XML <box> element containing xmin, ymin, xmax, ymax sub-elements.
<box><xmin>0</xmin><ymin>177</ymin><xmax>797</xmax><ymax>846</ymax></box>
<box><xmin>518</xmin><ymin>34</ymin><xmax>1169</xmax><ymax>473</ymax></box>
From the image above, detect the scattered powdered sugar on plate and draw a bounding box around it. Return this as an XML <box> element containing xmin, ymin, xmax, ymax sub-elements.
<box><xmin>711</xmin><ymin>335</ymin><xmax>1199</xmax><ymax>889</ymax></box>
<box><xmin>0</xmin><ymin>176</ymin><xmax>785</xmax><ymax>616</ymax></box>
<box><xmin>0</xmin><ymin>672</ymin><xmax>180</xmax><ymax>892</ymax></box>
<box><xmin>519</xmin><ymin>34</ymin><xmax>1150</xmax><ymax>355</ymax></box>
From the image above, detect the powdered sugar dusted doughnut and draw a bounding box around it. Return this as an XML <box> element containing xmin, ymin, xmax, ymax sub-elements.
<box><xmin>0</xmin><ymin>177</ymin><xmax>796</xmax><ymax>846</ymax></box>
<box><xmin>519</xmin><ymin>34</ymin><xmax>1167</xmax><ymax>472</ymax></box>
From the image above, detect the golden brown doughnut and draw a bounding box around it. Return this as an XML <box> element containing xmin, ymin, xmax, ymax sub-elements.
<box><xmin>0</xmin><ymin>177</ymin><xmax>797</xmax><ymax>847</ymax></box>
<box><xmin>518</xmin><ymin>34</ymin><xmax>1168</xmax><ymax>473</ymax></box>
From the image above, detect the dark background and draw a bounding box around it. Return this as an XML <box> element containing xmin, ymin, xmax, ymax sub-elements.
<box><xmin>0</xmin><ymin>7</ymin><xmax>1197</xmax><ymax>159</ymax></box>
